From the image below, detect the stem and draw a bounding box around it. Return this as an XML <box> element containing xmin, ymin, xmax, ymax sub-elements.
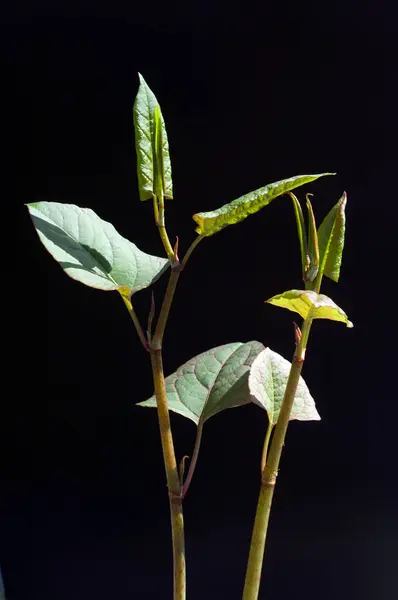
<box><xmin>152</xmin><ymin>268</ymin><xmax>181</xmax><ymax>349</ymax></box>
<box><xmin>150</xmin><ymin>348</ymin><xmax>186</xmax><ymax>600</ymax></box>
<box><xmin>243</xmin><ymin>317</ymin><xmax>313</xmax><ymax>600</ymax></box>
<box><xmin>121</xmin><ymin>294</ymin><xmax>148</xmax><ymax>351</ymax></box>
<box><xmin>156</xmin><ymin>191</ymin><xmax>175</xmax><ymax>261</ymax></box>
<box><xmin>181</xmin><ymin>235</ymin><xmax>204</xmax><ymax>270</ymax></box>
<box><xmin>260</xmin><ymin>420</ymin><xmax>274</xmax><ymax>474</ymax></box>
<box><xmin>181</xmin><ymin>417</ymin><xmax>204</xmax><ymax>499</ymax></box>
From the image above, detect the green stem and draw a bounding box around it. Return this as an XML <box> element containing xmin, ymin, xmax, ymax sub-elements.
<box><xmin>242</xmin><ymin>317</ymin><xmax>313</xmax><ymax>600</ymax></box>
<box><xmin>152</xmin><ymin>268</ymin><xmax>181</xmax><ymax>349</ymax></box>
<box><xmin>144</xmin><ymin>207</ymin><xmax>204</xmax><ymax>598</ymax></box>
<box><xmin>156</xmin><ymin>191</ymin><xmax>175</xmax><ymax>261</ymax></box>
<box><xmin>181</xmin><ymin>235</ymin><xmax>204</xmax><ymax>270</ymax></box>
<box><xmin>181</xmin><ymin>417</ymin><xmax>204</xmax><ymax>499</ymax></box>
<box><xmin>120</xmin><ymin>294</ymin><xmax>148</xmax><ymax>351</ymax></box>
<box><xmin>152</xmin><ymin>236</ymin><xmax>204</xmax><ymax>349</ymax></box>
<box><xmin>260</xmin><ymin>420</ymin><xmax>274</xmax><ymax>474</ymax></box>
<box><xmin>150</xmin><ymin>348</ymin><xmax>186</xmax><ymax>600</ymax></box>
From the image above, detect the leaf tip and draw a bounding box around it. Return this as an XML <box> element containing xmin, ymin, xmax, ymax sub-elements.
<box><xmin>347</xmin><ymin>320</ymin><xmax>354</xmax><ymax>328</ymax></box>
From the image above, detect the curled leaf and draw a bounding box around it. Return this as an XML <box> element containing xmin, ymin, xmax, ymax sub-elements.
<box><xmin>305</xmin><ymin>195</ymin><xmax>319</xmax><ymax>284</ymax></box>
<box><xmin>289</xmin><ymin>192</ymin><xmax>308</xmax><ymax>277</ymax></box>
<box><xmin>317</xmin><ymin>192</ymin><xmax>347</xmax><ymax>282</ymax></box>
<box><xmin>133</xmin><ymin>74</ymin><xmax>173</xmax><ymax>201</ymax></box>
<box><xmin>192</xmin><ymin>173</ymin><xmax>335</xmax><ymax>237</ymax></box>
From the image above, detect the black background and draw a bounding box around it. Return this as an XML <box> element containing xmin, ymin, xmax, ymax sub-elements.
<box><xmin>3</xmin><ymin>1</ymin><xmax>397</xmax><ymax>599</ymax></box>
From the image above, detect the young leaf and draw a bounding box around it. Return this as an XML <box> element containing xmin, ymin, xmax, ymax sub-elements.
<box><xmin>249</xmin><ymin>348</ymin><xmax>320</xmax><ymax>424</ymax></box>
<box><xmin>133</xmin><ymin>73</ymin><xmax>173</xmax><ymax>201</ymax></box>
<box><xmin>266</xmin><ymin>289</ymin><xmax>353</xmax><ymax>327</ymax></box>
<box><xmin>26</xmin><ymin>202</ymin><xmax>169</xmax><ymax>294</ymax></box>
<box><xmin>192</xmin><ymin>173</ymin><xmax>335</xmax><ymax>237</ymax></box>
<box><xmin>305</xmin><ymin>196</ymin><xmax>320</xmax><ymax>283</ymax></box>
<box><xmin>317</xmin><ymin>192</ymin><xmax>347</xmax><ymax>282</ymax></box>
<box><xmin>137</xmin><ymin>341</ymin><xmax>265</xmax><ymax>424</ymax></box>
<box><xmin>289</xmin><ymin>192</ymin><xmax>308</xmax><ymax>277</ymax></box>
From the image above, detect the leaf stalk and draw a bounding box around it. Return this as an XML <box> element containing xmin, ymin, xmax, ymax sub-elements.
<box><xmin>181</xmin><ymin>417</ymin><xmax>204</xmax><ymax>499</ymax></box>
<box><xmin>156</xmin><ymin>191</ymin><xmax>176</xmax><ymax>262</ymax></box>
<box><xmin>121</xmin><ymin>294</ymin><xmax>149</xmax><ymax>351</ymax></box>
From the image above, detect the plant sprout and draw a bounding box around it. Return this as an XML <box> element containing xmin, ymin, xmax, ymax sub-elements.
<box><xmin>26</xmin><ymin>73</ymin><xmax>352</xmax><ymax>600</ymax></box>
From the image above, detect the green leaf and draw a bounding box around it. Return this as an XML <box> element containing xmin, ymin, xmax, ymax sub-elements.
<box><xmin>26</xmin><ymin>202</ymin><xmax>169</xmax><ymax>294</ymax></box>
<box><xmin>317</xmin><ymin>192</ymin><xmax>347</xmax><ymax>282</ymax></box>
<box><xmin>290</xmin><ymin>192</ymin><xmax>308</xmax><ymax>276</ymax></box>
<box><xmin>305</xmin><ymin>196</ymin><xmax>320</xmax><ymax>283</ymax></box>
<box><xmin>249</xmin><ymin>348</ymin><xmax>320</xmax><ymax>424</ymax></box>
<box><xmin>266</xmin><ymin>289</ymin><xmax>353</xmax><ymax>327</ymax></box>
<box><xmin>137</xmin><ymin>341</ymin><xmax>265</xmax><ymax>424</ymax></box>
<box><xmin>192</xmin><ymin>173</ymin><xmax>335</xmax><ymax>237</ymax></box>
<box><xmin>133</xmin><ymin>73</ymin><xmax>173</xmax><ymax>201</ymax></box>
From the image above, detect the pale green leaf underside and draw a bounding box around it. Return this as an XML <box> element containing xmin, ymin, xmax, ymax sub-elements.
<box><xmin>249</xmin><ymin>348</ymin><xmax>320</xmax><ymax>424</ymax></box>
<box><xmin>192</xmin><ymin>173</ymin><xmax>335</xmax><ymax>236</ymax></box>
<box><xmin>133</xmin><ymin>73</ymin><xmax>173</xmax><ymax>201</ymax></box>
<box><xmin>317</xmin><ymin>192</ymin><xmax>347</xmax><ymax>282</ymax></box>
<box><xmin>27</xmin><ymin>202</ymin><xmax>169</xmax><ymax>294</ymax></box>
<box><xmin>137</xmin><ymin>341</ymin><xmax>265</xmax><ymax>424</ymax></box>
<box><xmin>266</xmin><ymin>289</ymin><xmax>353</xmax><ymax>327</ymax></box>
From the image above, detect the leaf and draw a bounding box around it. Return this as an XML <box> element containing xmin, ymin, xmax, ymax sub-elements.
<box><xmin>317</xmin><ymin>192</ymin><xmax>347</xmax><ymax>282</ymax></box>
<box><xmin>305</xmin><ymin>196</ymin><xmax>320</xmax><ymax>283</ymax></box>
<box><xmin>133</xmin><ymin>73</ymin><xmax>173</xmax><ymax>201</ymax></box>
<box><xmin>266</xmin><ymin>289</ymin><xmax>353</xmax><ymax>327</ymax></box>
<box><xmin>137</xmin><ymin>341</ymin><xmax>265</xmax><ymax>424</ymax></box>
<box><xmin>26</xmin><ymin>202</ymin><xmax>169</xmax><ymax>294</ymax></box>
<box><xmin>249</xmin><ymin>348</ymin><xmax>320</xmax><ymax>424</ymax></box>
<box><xmin>192</xmin><ymin>173</ymin><xmax>335</xmax><ymax>237</ymax></box>
<box><xmin>290</xmin><ymin>192</ymin><xmax>308</xmax><ymax>276</ymax></box>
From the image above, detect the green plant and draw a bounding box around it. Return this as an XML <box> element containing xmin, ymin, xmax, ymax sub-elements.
<box><xmin>26</xmin><ymin>73</ymin><xmax>352</xmax><ymax>600</ymax></box>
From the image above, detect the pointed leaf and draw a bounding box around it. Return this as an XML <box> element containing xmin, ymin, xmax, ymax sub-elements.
<box><xmin>249</xmin><ymin>348</ymin><xmax>320</xmax><ymax>424</ymax></box>
<box><xmin>192</xmin><ymin>173</ymin><xmax>335</xmax><ymax>237</ymax></box>
<box><xmin>133</xmin><ymin>73</ymin><xmax>173</xmax><ymax>201</ymax></box>
<box><xmin>290</xmin><ymin>192</ymin><xmax>308</xmax><ymax>276</ymax></box>
<box><xmin>27</xmin><ymin>202</ymin><xmax>169</xmax><ymax>293</ymax></box>
<box><xmin>137</xmin><ymin>341</ymin><xmax>265</xmax><ymax>424</ymax></box>
<box><xmin>318</xmin><ymin>192</ymin><xmax>347</xmax><ymax>282</ymax></box>
<box><xmin>266</xmin><ymin>289</ymin><xmax>353</xmax><ymax>327</ymax></box>
<box><xmin>305</xmin><ymin>196</ymin><xmax>319</xmax><ymax>283</ymax></box>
